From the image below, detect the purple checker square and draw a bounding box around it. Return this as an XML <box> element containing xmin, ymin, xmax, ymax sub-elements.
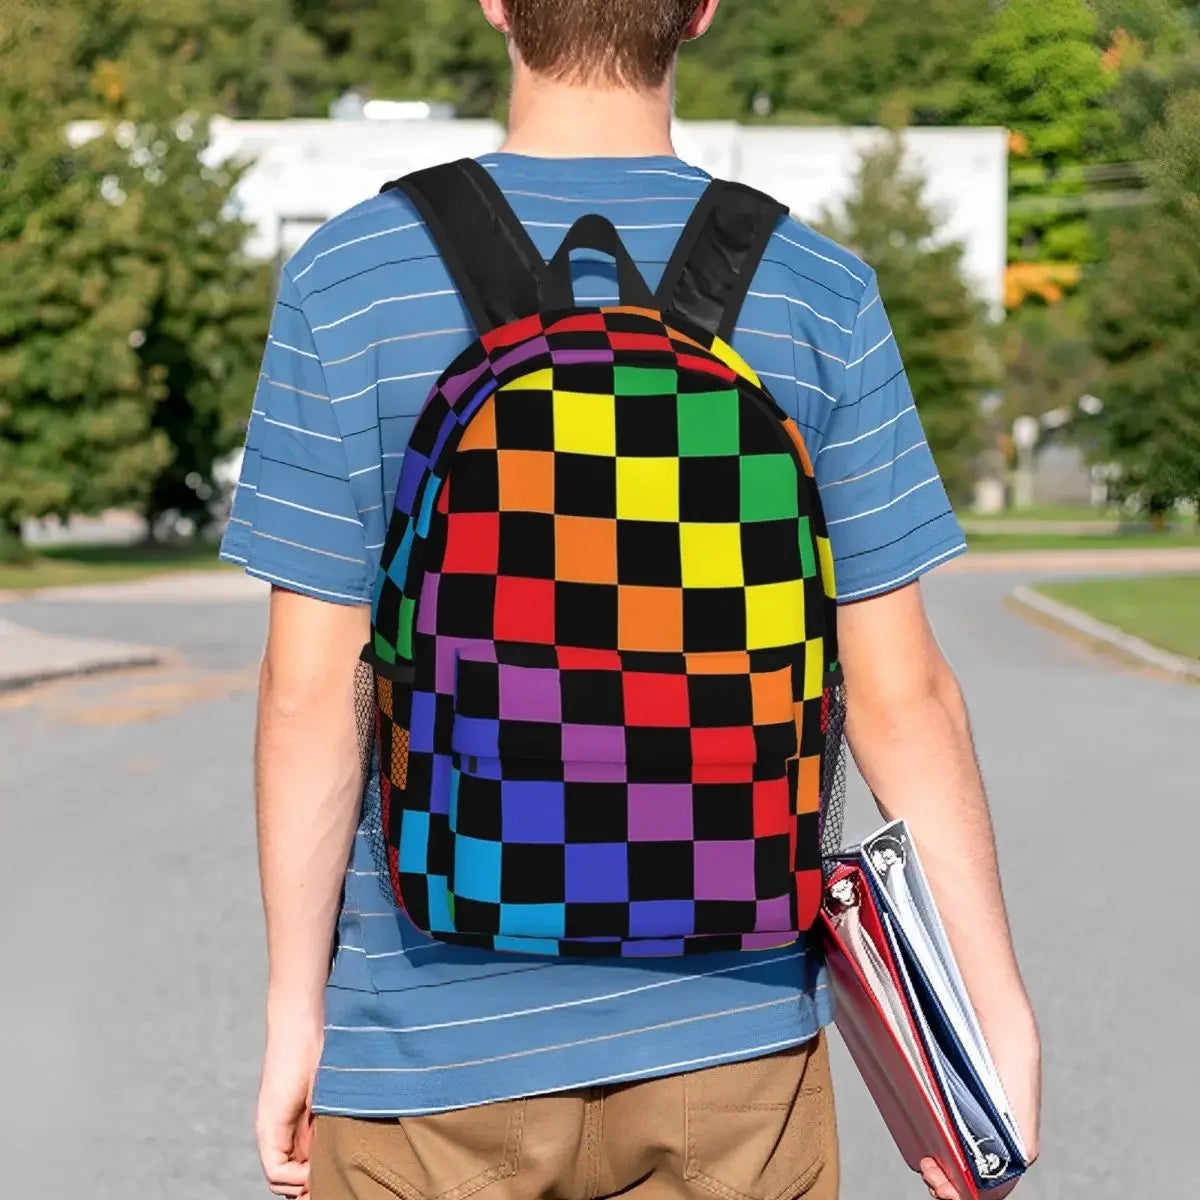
<box><xmin>561</xmin><ymin>723</ymin><xmax>626</xmax><ymax>764</ymax></box>
<box><xmin>565</xmin><ymin>843</ymin><xmax>629</xmax><ymax>903</ymax></box>
<box><xmin>499</xmin><ymin>663</ymin><xmax>562</xmax><ymax>723</ymax></box>
<box><xmin>429</xmin><ymin>753</ymin><xmax>454</xmax><ymax>817</ymax></box>
<box><xmin>434</xmin><ymin>636</ymin><xmax>490</xmax><ymax>693</ymax></box>
<box><xmin>626</xmin><ymin>784</ymin><xmax>693</xmax><ymax>842</ymax></box>
<box><xmin>493</xmin><ymin>336</ymin><xmax>551</xmax><ymax>376</ymax></box>
<box><xmin>415</xmin><ymin>571</ymin><xmax>440</xmax><ymax>635</ymax></box>
<box><xmin>628</xmin><ymin>900</ymin><xmax>694</xmax><ymax>939</ymax></box>
<box><xmin>694</xmin><ymin>841</ymin><xmax>758</xmax><ymax>901</ymax></box>
<box><xmin>623</xmin><ymin>938</ymin><xmax>687</xmax><ymax>957</ymax></box>
<box><xmin>551</xmin><ymin>348</ymin><xmax>615</xmax><ymax>367</ymax></box>
<box><xmin>440</xmin><ymin>357</ymin><xmax>490</xmax><ymax>406</ymax></box>
<box><xmin>408</xmin><ymin>689</ymin><xmax>438</xmax><ymax>753</ymax></box>
<box><xmin>755</xmin><ymin>895</ymin><xmax>793</xmax><ymax>932</ymax></box>
<box><xmin>502</xmin><ymin>780</ymin><xmax>565</xmax><ymax>844</ymax></box>
<box><xmin>741</xmin><ymin>932</ymin><xmax>799</xmax><ymax>951</ymax></box>
<box><xmin>563</xmin><ymin>760</ymin><xmax>626</xmax><ymax>784</ymax></box>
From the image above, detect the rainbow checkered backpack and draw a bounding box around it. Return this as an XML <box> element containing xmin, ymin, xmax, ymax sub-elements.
<box><xmin>362</xmin><ymin>159</ymin><xmax>846</xmax><ymax>957</ymax></box>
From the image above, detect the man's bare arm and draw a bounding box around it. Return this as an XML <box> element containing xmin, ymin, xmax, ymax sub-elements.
<box><xmin>254</xmin><ymin>587</ymin><xmax>369</xmax><ymax>1197</ymax></box>
<box><xmin>838</xmin><ymin>581</ymin><xmax>1041</xmax><ymax>1170</ymax></box>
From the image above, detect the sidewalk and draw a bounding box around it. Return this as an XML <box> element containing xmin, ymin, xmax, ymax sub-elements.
<box><xmin>0</xmin><ymin>617</ymin><xmax>162</xmax><ymax>692</ymax></box>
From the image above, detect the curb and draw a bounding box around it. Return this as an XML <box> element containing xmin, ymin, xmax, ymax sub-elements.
<box><xmin>1009</xmin><ymin>586</ymin><xmax>1200</xmax><ymax>682</ymax></box>
<box><xmin>0</xmin><ymin>618</ymin><xmax>164</xmax><ymax>693</ymax></box>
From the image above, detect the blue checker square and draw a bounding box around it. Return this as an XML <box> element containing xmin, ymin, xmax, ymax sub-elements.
<box><xmin>426</xmin><ymin>874</ymin><xmax>454</xmax><ymax>933</ymax></box>
<box><xmin>398</xmin><ymin>810</ymin><xmax>431</xmax><ymax>875</ymax></box>
<box><xmin>408</xmin><ymin>688</ymin><xmax>438</xmax><ymax>753</ymax></box>
<box><xmin>502</xmin><ymin>781</ymin><xmax>565</xmax><ymax>844</ymax></box>
<box><xmin>500</xmin><ymin>902</ymin><xmax>566</xmax><ymax>939</ymax></box>
<box><xmin>454</xmin><ymin>835</ymin><xmax>504</xmax><ymax>903</ymax></box>
<box><xmin>387</xmin><ymin>524</ymin><xmax>415</xmax><ymax>587</ymax></box>
<box><xmin>428</xmin><ymin>754</ymin><xmax>454</xmax><ymax>817</ymax></box>
<box><xmin>629</xmin><ymin>899</ymin><xmax>695</xmax><ymax>939</ymax></box>
<box><xmin>565</xmin><ymin>843</ymin><xmax>629</xmax><ymax>903</ymax></box>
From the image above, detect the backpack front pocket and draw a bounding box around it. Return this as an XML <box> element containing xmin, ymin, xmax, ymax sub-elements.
<box><xmin>445</xmin><ymin>644</ymin><xmax>805</xmax><ymax>951</ymax></box>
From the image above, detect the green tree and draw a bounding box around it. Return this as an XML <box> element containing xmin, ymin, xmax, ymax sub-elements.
<box><xmin>1089</xmin><ymin>89</ymin><xmax>1200</xmax><ymax>514</ymax></box>
<box><xmin>820</xmin><ymin>139</ymin><xmax>993</xmax><ymax>504</ymax></box>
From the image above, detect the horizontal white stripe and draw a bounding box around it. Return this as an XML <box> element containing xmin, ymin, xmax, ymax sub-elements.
<box><xmin>818</xmin><ymin>404</ymin><xmax>915</xmax><ymax>456</ymax></box>
<box><xmin>364</xmin><ymin>541</ymin><xmax>384</xmax><ymax>551</ymax></box>
<box><xmin>822</xmin><ymin>441</ymin><xmax>926</xmax><ymax>488</ymax></box>
<box><xmin>237</xmin><ymin>481</ymin><xmax>257</xmax><ymax>491</ymax></box>
<box><xmin>219</xmin><ymin>551</ymin><xmax>248</xmax><ymax>565</ymax></box>
<box><xmin>260</xmin><ymin>374</ymin><xmax>328</xmax><ymax>402</ymax></box>
<box><xmin>524</xmin><ymin>221</ymin><xmax>686</xmax><ymax>231</ymax></box>
<box><xmin>311</xmin><ymin>290</ymin><xmax>457</xmax><ymax>333</ymax></box>
<box><xmin>504</xmin><ymin>190</ymin><xmax>694</xmax><ymax>204</ymax></box>
<box><xmin>313</xmin><ymin>1036</ymin><xmax>812</xmax><ymax>1116</ymax></box>
<box><xmin>258</xmin><ymin>493</ymin><xmax>364</xmax><ymax>526</ymax></box>
<box><xmin>858</xmin><ymin>290</ymin><xmax>882</xmax><ymax>319</ymax></box>
<box><xmin>332</xmin><ymin>370</ymin><xmax>442</xmax><ymax>404</ymax></box>
<box><xmin>627</xmin><ymin>169</ymin><xmax>708</xmax><ymax>181</ymax></box>
<box><xmin>320</xmin><ymin>995</ymin><xmax>802</xmax><ymax>1073</ymax></box>
<box><xmin>325</xmin><ymin>328</ymin><xmax>471</xmax><ymax>368</ymax></box>
<box><xmin>846</xmin><ymin>331</ymin><xmax>895</xmax><ymax>369</ymax></box>
<box><xmin>253</xmin><ymin>529</ymin><xmax>366</xmax><ymax>565</ymax></box>
<box><xmin>348</xmin><ymin>870</ymin><xmax>379</xmax><ymax>877</ymax></box>
<box><xmin>326</xmin><ymin>951</ymin><xmax>804</xmax><ymax>1034</ymax></box>
<box><xmin>747</xmin><ymin>291</ymin><xmax>854</xmax><ymax>336</ymax></box>
<box><xmin>263</xmin><ymin>416</ymin><xmax>340</xmax><ymax>443</ymax></box>
<box><xmin>826</xmin><ymin>474</ymin><xmax>941</xmax><ymax>527</ymax></box>
<box><xmin>737</xmin><ymin>327</ymin><xmax>848</xmax><ymax>365</ymax></box>
<box><xmin>293</xmin><ymin>221</ymin><xmax>421</xmax><ymax>281</ymax></box>
<box><xmin>358</xmin><ymin>503</ymin><xmax>384</xmax><ymax>515</ymax></box>
<box><xmin>348</xmin><ymin>463</ymin><xmax>381</xmax><ymax>478</ymax></box>
<box><xmin>772</xmin><ymin>232</ymin><xmax>868</xmax><ymax>285</ymax></box>
<box><xmin>227</xmin><ymin>516</ymin><xmax>251</xmax><ymax>527</ymax></box>
<box><xmin>758</xmin><ymin>371</ymin><xmax>838</xmax><ymax>403</ymax></box>
<box><xmin>838</xmin><ymin>542</ymin><xmax>967</xmax><ymax>601</ymax></box>
<box><xmin>270</xmin><ymin>338</ymin><xmax>319</xmax><ymax>361</ymax></box>
<box><xmin>241</xmin><ymin>564</ymin><xmax>368</xmax><ymax>603</ymax></box>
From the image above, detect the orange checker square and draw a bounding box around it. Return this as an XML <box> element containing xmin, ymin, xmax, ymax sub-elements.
<box><xmin>684</xmin><ymin>650</ymin><xmax>751</xmax><ymax>676</ymax></box>
<box><xmin>751</xmin><ymin>665</ymin><xmax>793</xmax><ymax>725</ymax></box>
<box><xmin>498</xmin><ymin>449</ymin><xmax>555</xmax><ymax>513</ymax></box>
<box><xmin>555</xmin><ymin>515</ymin><xmax>618</xmax><ymax>585</ymax></box>
<box><xmin>618</xmin><ymin>585</ymin><xmax>683</xmax><ymax>652</ymax></box>
<box><xmin>459</xmin><ymin>398</ymin><xmax>497</xmax><ymax>451</ymax></box>
<box><xmin>794</xmin><ymin>754</ymin><xmax>821</xmax><ymax>814</ymax></box>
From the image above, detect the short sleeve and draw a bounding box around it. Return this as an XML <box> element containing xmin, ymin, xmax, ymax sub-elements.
<box><xmin>219</xmin><ymin>270</ymin><xmax>372</xmax><ymax>605</ymax></box>
<box><xmin>815</xmin><ymin>273</ymin><xmax>966</xmax><ymax>603</ymax></box>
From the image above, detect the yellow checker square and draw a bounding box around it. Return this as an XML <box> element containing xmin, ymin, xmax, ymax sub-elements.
<box><xmin>501</xmin><ymin>367</ymin><xmax>553</xmax><ymax>393</ymax></box>
<box><xmin>745</xmin><ymin>580</ymin><xmax>806</xmax><ymax>651</ymax></box>
<box><xmin>803</xmin><ymin>636</ymin><xmax>825</xmax><ymax>700</ymax></box>
<box><xmin>818</xmin><ymin>537</ymin><xmax>836</xmax><ymax>599</ymax></box>
<box><xmin>616</xmin><ymin>457</ymin><xmax>679</xmax><ymax>522</ymax></box>
<box><xmin>553</xmin><ymin>390</ymin><xmax>616</xmax><ymax>456</ymax></box>
<box><xmin>680</xmin><ymin>523</ymin><xmax>744</xmax><ymax>588</ymax></box>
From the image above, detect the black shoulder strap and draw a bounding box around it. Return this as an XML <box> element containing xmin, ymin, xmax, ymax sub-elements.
<box><xmin>381</xmin><ymin>159</ymin><xmax>549</xmax><ymax>335</ymax></box>
<box><xmin>656</xmin><ymin>180</ymin><xmax>788</xmax><ymax>342</ymax></box>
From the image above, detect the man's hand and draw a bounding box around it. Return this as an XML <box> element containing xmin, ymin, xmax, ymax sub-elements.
<box><xmin>256</xmin><ymin>1013</ymin><xmax>323</xmax><ymax>1198</ymax></box>
<box><xmin>838</xmin><ymin>582</ymin><xmax>1041</xmax><ymax>1196</ymax></box>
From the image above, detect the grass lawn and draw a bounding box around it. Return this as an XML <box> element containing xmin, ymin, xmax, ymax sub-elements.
<box><xmin>0</xmin><ymin>540</ymin><xmax>229</xmax><ymax>592</ymax></box>
<box><xmin>965</xmin><ymin>504</ymin><xmax>1123</xmax><ymax>523</ymax></box>
<box><xmin>1036</xmin><ymin>574</ymin><xmax>1200</xmax><ymax>660</ymax></box>
<box><xmin>967</xmin><ymin>529</ymin><xmax>1200</xmax><ymax>552</ymax></box>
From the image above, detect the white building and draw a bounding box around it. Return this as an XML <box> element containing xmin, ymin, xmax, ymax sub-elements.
<box><xmin>206</xmin><ymin>117</ymin><xmax>1008</xmax><ymax>310</ymax></box>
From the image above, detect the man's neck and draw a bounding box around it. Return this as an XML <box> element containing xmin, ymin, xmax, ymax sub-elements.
<box><xmin>499</xmin><ymin>63</ymin><xmax>677</xmax><ymax>159</ymax></box>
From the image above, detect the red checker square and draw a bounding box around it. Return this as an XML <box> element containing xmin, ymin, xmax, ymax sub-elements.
<box><xmin>494</xmin><ymin>576</ymin><xmax>556</xmax><ymax>644</ymax></box>
<box><xmin>752</xmin><ymin>778</ymin><xmax>792</xmax><ymax>838</ymax></box>
<box><xmin>691</xmin><ymin>725</ymin><xmax>756</xmax><ymax>764</ymax></box>
<box><xmin>624</xmin><ymin>672</ymin><xmax>689</xmax><ymax>727</ymax></box>
<box><xmin>692</xmin><ymin>762</ymin><xmax>755</xmax><ymax>785</ymax></box>
<box><xmin>441</xmin><ymin>512</ymin><xmax>499</xmax><ymax>575</ymax></box>
<box><xmin>549</xmin><ymin>313</ymin><xmax>607</xmax><ymax>335</ymax></box>
<box><xmin>557</xmin><ymin>646</ymin><xmax>622</xmax><ymax>671</ymax></box>
<box><xmin>482</xmin><ymin>314</ymin><xmax>543</xmax><ymax>353</ymax></box>
<box><xmin>610</xmin><ymin>331</ymin><xmax>673</xmax><ymax>354</ymax></box>
<box><xmin>676</xmin><ymin>352</ymin><xmax>736</xmax><ymax>382</ymax></box>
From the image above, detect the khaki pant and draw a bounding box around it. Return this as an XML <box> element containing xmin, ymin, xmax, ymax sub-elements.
<box><xmin>311</xmin><ymin>1034</ymin><xmax>838</xmax><ymax>1200</ymax></box>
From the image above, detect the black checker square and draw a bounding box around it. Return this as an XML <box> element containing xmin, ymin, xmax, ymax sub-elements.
<box><xmin>401</xmin><ymin>750</ymin><xmax>436</xmax><ymax>813</ymax></box>
<box><xmin>497</xmin><ymin>511</ymin><xmax>556</xmax><ymax>579</ymax></box>
<box><xmin>625</xmin><ymin>725</ymin><xmax>691</xmax><ymax>766</ymax></box>
<box><xmin>453</xmin><ymin>658</ymin><xmax>498</xmax><ymax>719</ymax></box>
<box><xmin>695</xmin><ymin>900</ymin><xmax>759</xmax><ymax>936</ymax></box>
<box><xmin>433</xmin><ymin>693</ymin><xmax>457</xmax><ymax>758</ymax></box>
<box><xmin>497</xmin><ymin>720</ymin><xmax>564</xmax><ymax>765</ymax></box>
<box><xmin>499</xmin><ymin>843</ymin><xmax>566</xmax><ymax>904</ymax></box>
<box><xmin>754</xmin><ymin>834</ymin><xmax>793</xmax><ymax>894</ymax></box>
<box><xmin>793</xmin><ymin>811</ymin><xmax>821</xmax><ymax>872</ymax></box>
<box><xmin>373</xmin><ymin>577</ymin><xmax>404</xmax><ymax>652</ymax></box>
<box><xmin>616</xmin><ymin>521</ymin><xmax>682</xmax><ymax>587</ymax></box>
<box><xmin>686</xmin><ymin>672</ymin><xmax>754</xmax><ymax>729</ymax></box>
<box><xmin>445</xmin><ymin>449</ymin><xmax>499</xmax><ymax>512</ymax></box>
<box><xmin>614</xmin><ymin>394</ymin><xmax>680</xmax><ymax>458</ymax></box>
<box><xmin>561</xmin><ymin>667</ymin><xmax>625</xmax><ymax>726</ymax></box>
<box><xmin>566</xmin><ymin>903</ymin><xmax>631</xmax><ymax>940</ymax></box>
<box><xmin>426</xmin><ymin>810</ymin><xmax>453</xmax><ymax>877</ymax></box>
<box><xmin>396</xmin><ymin>874</ymin><xmax>431</xmax><ymax>930</ymax></box>
<box><xmin>555</xmin><ymin>452</ymin><xmax>617</xmax><ymax>518</ymax></box>
<box><xmin>564</xmin><ymin>784</ymin><xmax>629</xmax><ymax>843</ymax></box>
<box><xmin>628</xmin><ymin>841</ymin><xmax>695</xmax><ymax>901</ymax></box>
<box><xmin>692</xmin><ymin>784</ymin><xmax>756</xmax><ymax>840</ymax></box>
<box><xmin>436</xmin><ymin>573</ymin><xmax>497</xmax><ymax>640</ymax></box>
<box><xmin>679</xmin><ymin>456</ymin><xmax>742</xmax><ymax>523</ymax></box>
<box><xmin>555</xmin><ymin>581</ymin><xmax>619</xmax><ymax>649</ymax></box>
<box><xmin>410</xmin><ymin>396</ymin><xmax>452</xmax><ymax>458</ymax></box>
<box><xmin>453</xmin><ymin>774</ymin><xmax>503</xmax><ymax>840</ymax></box>
<box><xmin>738</xmin><ymin>396</ymin><xmax>788</xmax><ymax>454</ymax></box>
<box><xmin>741</xmin><ymin>520</ymin><xmax>804</xmax><ymax>586</ymax></box>
<box><xmin>494</xmin><ymin>389</ymin><xmax>555</xmax><ymax>450</ymax></box>
<box><xmin>798</xmin><ymin>694</ymin><xmax>825</xmax><ymax>758</ymax></box>
<box><xmin>550</xmin><ymin>360</ymin><xmax>615</xmax><ymax>397</ymax></box>
<box><xmin>683</xmin><ymin>588</ymin><xmax>747</xmax><ymax>652</ymax></box>
<box><xmin>451</xmin><ymin>897</ymin><xmax>501</xmax><ymax>936</ymax></box>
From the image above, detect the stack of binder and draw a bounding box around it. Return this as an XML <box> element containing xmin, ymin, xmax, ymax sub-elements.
<box><xmin>821</xmin><ymin>821</ymin><xmax>1030</xmax><ymax>1198</ymax></box>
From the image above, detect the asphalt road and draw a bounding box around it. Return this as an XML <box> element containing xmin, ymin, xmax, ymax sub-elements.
<box><xmin>1</xmin><ymin>568</ymin><xmax>1196</xmax><ymax>1199</ymax></box>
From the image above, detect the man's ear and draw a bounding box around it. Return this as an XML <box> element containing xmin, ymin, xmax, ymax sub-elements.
<box><xmin>683</xmin><ymin>0</ymin><xmax>721</xmax><ymax>42</ymax></box>
<box><xmin>479</xmin><ymin>0</ymin><xmax>511</xmax><ymax>35</ymax></box>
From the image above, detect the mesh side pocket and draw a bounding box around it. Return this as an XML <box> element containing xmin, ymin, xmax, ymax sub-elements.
<box><xmin>354</xmin><ymin>655</ymin><xmax>376</xmax><ymax>783</ymax></box>
<box><xmin>819</xmin><ymin>680</ymin><xmax>848</xmax><ymax>864</ymax></box>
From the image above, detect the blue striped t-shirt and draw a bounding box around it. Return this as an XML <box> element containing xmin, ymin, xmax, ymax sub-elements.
<box><xmin>220</xmin><ymin>153</ymin><xmax>965</xmax><ymax>1117</ymax></box>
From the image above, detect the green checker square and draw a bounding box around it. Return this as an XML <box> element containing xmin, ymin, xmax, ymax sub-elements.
<box><xmin>677</xmin><ymin>389</ymin><xmax>741</xmax><ymax>457</ymax></box>
<box><xmin>740</xmin><ymin>454</ymin><xmax>800</xmax><ymax>522</ymax></box>
<box><xmin>798</xmin><ymin>516</ymin><xmax>817</xmax><ymax>578</ymax></box>
<box><xmin>395</xmin><ymin>596</ymin><xmax>416</xmax><ymax>660</ymax></box>
<box><xmin>615</xmin><ymin>365</ymin><xmax>677</xmax><ymax>397</ymax></box>
<box><xmin>373</xmin><ymin>630</ymin><xmax>397</xmax><ymax>665</ymax></box>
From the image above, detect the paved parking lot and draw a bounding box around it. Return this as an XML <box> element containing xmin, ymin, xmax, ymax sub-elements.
<box><xmin>1</xmin><ymin>565</ymin><xmax>1196</xmax><ymax>1199</ymax></box>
